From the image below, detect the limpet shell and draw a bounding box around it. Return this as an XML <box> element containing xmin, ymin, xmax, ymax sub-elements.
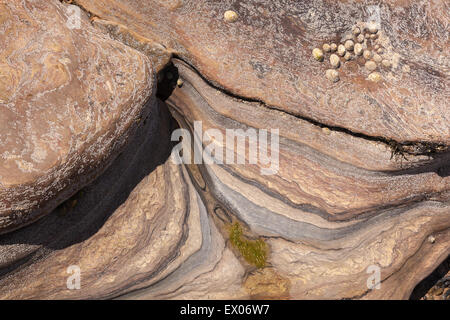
<box><xmin>354</xmin><ymin>43</ymin><xmax>363</xmax><ymax>56</ymax></box>
<box><xmin>224</xmin><ymin>10</ymin><xmax>239</xmax><ymax>22</ymax></box>
<box><xmin>367</xmin><ymin>21</ymin><xmax>378</xmax><ymax>34</ymax></box>
<box><xmin>363</xmin><ymin>49</ymin><xmax>372</xmax><ymax>60</ymax></box>
<box><xmin>368</xmin><ymin>72</ymin><xmax>382</xmax><ymax>82</ymax></box>
<box><xmin>337</xmin><ymin>44</ymin><xmax>346</xmax><ymax>56</ymax></box>
<box><xmin>325</xmin><ymin>69</ymin><xmax>340</xmax><ymax>82</ymax></box>
<box><xmin>330</xmin><ymin>54</ymin><xmax>340</xmax><ymax>68</ymax></box>
<box><xmin>312</xmin><ymin>48</ymin><xmax>324</xmax><ymax>61</ymax></box>
<box><xmin>365</xmin><ymin>60</ymin><xmax>377</xmax><ymax>71</ymax></box>
<box><xmin>344</xmin><ymin>40</ymin><xmax>354</xmax><ymax>51</ymax></box>
<box><xmin>373</xmin><ymin>53</ymin><xmax>382</xmax><ymax>63</ymax></box>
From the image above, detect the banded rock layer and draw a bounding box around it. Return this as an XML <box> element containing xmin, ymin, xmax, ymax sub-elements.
<box><xmin>0</xmin><ymin>0</ymin><xmax>448</xmax><ymax>300</ymax></box>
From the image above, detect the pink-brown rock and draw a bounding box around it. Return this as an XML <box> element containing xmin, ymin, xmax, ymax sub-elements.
<box><xmin>0</xmin><ymin>0</ymin><xmax>154</xmax><ymax>233</ymax></box>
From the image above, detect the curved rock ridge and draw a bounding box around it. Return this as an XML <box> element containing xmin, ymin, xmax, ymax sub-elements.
<box><xmin>75</xmin><ymin>0</ymin><xmax>449</xmax><ymax>144</ymax></box>
<box><xmin>0</xmin><ymin>0</ymin><xmax>155</xmax><ymax>234</ymax></box>
<box><xmin>169</xmin><ymin>60</ymin><xmax>449</xmax><ymax>215</ymax></box>
<box><xmin>164</xmin><ymin>60</ymin><xmax>450</xmax><ymax>299</ymax></box>
<box><xmin>0</xmin><ymin>100</ymin><xmax>246</xmax><ymax>300</ymax></box>
<box><xmin>0</xmin><ymin>95</ymin><xmax>447</xmax><ymax>299</ymax></box>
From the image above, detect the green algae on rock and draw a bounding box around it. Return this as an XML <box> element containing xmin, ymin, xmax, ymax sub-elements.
<box><xmin>229</xmin><ymin>222</ymin><xmax>267</xmax><ymax>269</ymax></box>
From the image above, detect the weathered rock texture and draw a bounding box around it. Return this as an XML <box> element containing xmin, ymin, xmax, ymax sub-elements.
<box><xmin>0</xmin><ymin>0</ymin><xmax>448</xmax><ymax>300</ymax></box>
<box><xmin>75</xmin><ymin>0</ymin><xmax>449</xmax><ymax>143</ymax></box>
<box><xmin>0</xmin><ymin>0</ymin><xmax>154</xmax><ymax>233</ymax></box>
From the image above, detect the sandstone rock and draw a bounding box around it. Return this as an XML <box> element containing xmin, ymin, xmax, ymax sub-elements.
<box><xmin>164</xmin><ymin>60</ymin><xmax>450</xmax><ymax>299</ymax></box>
<box><xmin>0</xmin><ymin>100</ymin><xmax>246</xmax><ymax>299</ymax></box>
<box><xmin>0</xmin><ymin>0</ymin><xmax>154</xmax><ymax>233</ymax></box>
<box><xmin>74</xmin><ymin>0</ymin><xmax>448</xmax><ymax>142</ymax></box>
<box><xmin>0</xmin><ymin>0</ymin><xmax>448</xmax><ymax>301</ymax></box>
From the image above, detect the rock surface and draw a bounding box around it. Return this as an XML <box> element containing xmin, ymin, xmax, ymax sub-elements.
<box><xmin>0</xmin><ymin>100</ymin><xmax>247</xmax><ymax>299</ymax></box>
<box><xmin>0</xmin><ymin>0</ymin><xmax>154</xmax><ymax>233</ymax></box>
<box><xmin>75</xmin><ymin>0</ymin><xmax>449</xmax><ymax>143</ymax></box>
<box><xmin>166</xmin><ymin>59</ymin><xmax>449</xmax><ymax>299</ymax></box>
<box><xmin>0</xmin><ymin>0</ymin><xmax>448</xmax><ymax>300</ymax></box>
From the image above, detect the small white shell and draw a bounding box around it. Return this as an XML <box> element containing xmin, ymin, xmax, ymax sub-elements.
<box><xmin>224</xmin><ymin>10</ymin><xmax>239</xmax><ymax>22</ymax></box>
<box><xmin>325</xmin><ymin>69</ymin><xmax>340</xmax><ymax>82</ymax></box>
<box><xmin>373</xmin><ymin>53</ymin><xmax>382</xmax><ymax>63</ymax></box>
<box><xmin>367</xmin><ymin>21</ymin><xmax>378</xmax><ymax>34</ymax></box>
<box><xmin>330</xmin><ymin>54</ymin><xmax>340</xmax><ymax>68</ymax></box>
<box><xmin>312</xmin><ymin>48</ymin><xmax>324</xmax><ymax>61</ymax></box>
<box><xmin>365</xmin><ymin>61</ymin><xmax>377</xmax><ymax>71</ymax></box>
<box><xmin>354</xmin><ymin>43</ymin><xmax>363</xmax><ymax>56</ymax></box>
<box><xmin>363</xmin><ymin>50</ymin><xmax>372</xmax><ymax>60</ymax></box>
<box><xmin>368</xmin><ymin>72</ymin><xmax>382</xmax><ymax>82</ymax></box>
<box><xmin>344</xmin><ymin>40</ymin><xmax>354</xmax><ymax>51</ymax></box>
<box><xmin>337</xmin><ymin>44</ymin><xmax>346</xmax><ymax>56</ymax></box>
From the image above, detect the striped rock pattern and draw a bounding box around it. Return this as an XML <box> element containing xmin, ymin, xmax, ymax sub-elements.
<box><xmin>0</xmin><ymin>0</ymin><xmax>448</xmax><ymax>299</ymax></box>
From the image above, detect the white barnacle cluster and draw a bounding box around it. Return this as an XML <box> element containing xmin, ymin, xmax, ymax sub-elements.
<box><xmin>312</xmin><ymin>22</ymin><xmax>396</xmax><ymax>83</ymax></box>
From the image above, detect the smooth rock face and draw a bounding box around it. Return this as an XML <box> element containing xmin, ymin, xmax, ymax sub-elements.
<box><xmin>0</xmin><ymin>0</ymin><xmax>154</xmax><ymax>233</ymax></box>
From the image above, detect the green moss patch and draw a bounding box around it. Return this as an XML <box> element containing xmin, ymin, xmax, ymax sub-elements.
<box><xmin>229</xmin><ymin>222</ymin><xmax>267</xmax><ymax>268</ymax></box>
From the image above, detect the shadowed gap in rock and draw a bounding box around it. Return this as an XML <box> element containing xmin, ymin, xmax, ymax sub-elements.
<box><xmin>0</xmin><ymin>99</ymin><xmax>179</xmax><ymax>276</ymax></box>
<box><xmin>410</xmin><ymin>255</ymin><xmax>450</xmax><ymax>300</ymax></box>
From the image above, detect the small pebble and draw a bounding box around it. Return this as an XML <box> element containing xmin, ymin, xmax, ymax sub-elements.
<box><xmin>368</xmin><ymin>72</ymin><xmax>382</xmax><ymax>82</ymax></box>
<box><xmin>330</xmin><ymin>54</ymin><xmax>340</xmax><ymax>68</ymax></box>
<box><xmin>428</xmin><ymin>235</ymin><xmax>436</xmax><ymax>244</ymax></box>
<box><xmin>344</xmin><ymin>52</ymin><xmax>352</xmax><ymax>61</ymax></box>
<box><xmin>373</xmin><ymin>53</ymin><xmax>382</xmax><ymax>63</ymax></box>
<box><xmin>354</xmin><ymin>43</ymin><xmax>363</xmax><ymax>56</ymax></box>
<box><xmin>177</xmin><ymin>78</ymin><xmax>184</xmax><ymax>87</ymax></box>
<box><xmin>377</xmin><ymin>48</ymin><xmax>384</xmax><ymax>54</ymax></box>
<box><xmin>322</xmin><ymin>127</ymin><xmax>331</xmax><ymax>135</ymax></box>
<box><xmin>365</xmin><ymin>33</ymin><xmax>370</xmax><ymax>39</ymax></box>
<box><xmin>325</xmin><ymin>69</ymin><xmax>340</xmax><ymax>82</ymax></box>
<box><xmin>224</xmin><ymin>10</ymin><xmax>239</xmax><ymax>22</ymax></box>
<box><xmin>363</xmin><ymin>49</ymin><xmax>372</xmax><ymax>60</ymax></box>
<box><xmin>365</xmin><ymin>60</ymin><xmax>377</xmax><ymax>71</ymax></box>
<box><xmin>381</xmin><ymin>59</ymin><xmax>391</xmax><ymax>68</ymax></box>
<box><xmin>323</xmin><ymin>43</ymin><xmax>331</xmax><ymax>53</ymax></box>
<box><xmin>330</xmin><ymin>43</ymin><xmax>337</xmax><ymax>52</ymax></box>
<box><xmin>367</xmin><ymin>21</ymin><xmax>378</xmax><ymax>34</ymax></box>
<box><xmin>344</xmin><ymin>40</ymin><xmax>354</xmax><ymax>51</ymax></box>
<box><xmin>374</xmin><ymin>44</ymin><xmax>380</xmax><ymax>50</ymax></box>
<box><xmin>312</xmin><ymin>48</ymin><xmax>324</xmax><ymax>61</ymax></box>
<box><xmin>356</xmin><ymin>34</ymin><xmax>365</xmax><ymax>43</ymax></box>
<box><xmin>352</xmin><ymin>27</ymin><xmax>361</xmax><ymax>35</ymax></box>
<box><xmin>370</xmin><ymin>33</ymin><xmax>378</xmax><ymax>39</ymax></box>
<box><xmin>337</xmin><ymin>44</ymin><xmax>346</xmax><ymax>56</ymax></box>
